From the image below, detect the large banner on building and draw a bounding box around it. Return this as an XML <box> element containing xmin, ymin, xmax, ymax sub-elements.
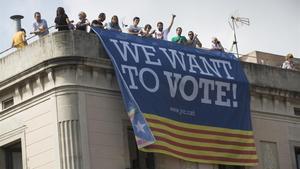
<box><xmin>94</xmin><ymin>28</ymin><xmax>258</xmax><ymax>166</ymax></box>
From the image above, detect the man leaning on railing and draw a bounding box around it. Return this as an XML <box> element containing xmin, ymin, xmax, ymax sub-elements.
<box><xmin>30</xmin><ymin>12</ymin><xmax>49</xmax><ymax>38</ymax></box>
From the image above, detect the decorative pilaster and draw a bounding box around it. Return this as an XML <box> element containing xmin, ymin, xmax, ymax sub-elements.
<box><xmin>58</xmin><ymin>120</ymin><xmax>81</xmax><ymax>169</ymax></box>
<box><xmin>56</xmin><ymin>93</ymin><xmax>82</xmax><ymax>169</ymax></box>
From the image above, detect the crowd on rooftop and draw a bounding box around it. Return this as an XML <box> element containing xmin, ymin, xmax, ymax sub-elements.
<box><xmin>11</xmin><ymin>7</ymin><xmax>296</xmax><ymax>70</ymax></box>
<box><xmin>11</xmin><ymin>7</ymin><xmax>224</xmax><ymax>51</ymax></box>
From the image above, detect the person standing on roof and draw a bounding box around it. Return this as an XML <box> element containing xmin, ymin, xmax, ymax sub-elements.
<box><xmin>128</xmin><ymin>17</ymin><xmax>142</xmax><ymax>36</ymax></box>
<box><xmin>76</xmin><ymin>11</ymin><xmax>90</xmax><ymax>32</ymax></box>
<box><xmin>30</xmin><ymin>12</ymin><xmax>49</xmax><ymax>38</ymax></box>
<box><xmin>282</xmin><ymin>53</ymin><xmax>296</xmax><ymax>70</ymax></box>
<box><xmin>54</xmin><ymin>7</ymin><xmax>71</xmax><ymax>31</ymax></box>
<box><xmin>154</xmin><ymin>14</ymin><xmax>176</xmax><ymax>40</ymax></box>
<box><xmin>12</xmin><ymin>28</ymin><xmax>27</xmax><ymax>49</ymax></box>
<box><xmin>139</xmin><ymin>24</ymin><xmax>155</xmax><ymax>38</ymax></box>
<box><xmin>90</xmin><ymin>13</ymin><xmax>106</xmax><ymax>33</ymax></box>
<box><xmin>106</xmin><ymin>15</ymin><xmax>122</xmax><ymax>32</ymax></box>
<box><xmin>211</xmin><ymin>37</ymin><xmax>224</xmax><ymax>51</ymax></box>
<box><xmin>186</xmin><ymin>31</ymin><xmax>202</xmax><ymax>48</ymax></box>
<box><xmin>171</xmin><ymin>27</ymin><xmax>187</xmax><ymax>44</ymax></box>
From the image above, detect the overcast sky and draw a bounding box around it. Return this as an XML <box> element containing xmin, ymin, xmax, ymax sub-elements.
<box><xmin>1</xmin><ymin>0</ymin><xmax>299</xmax><ymax>58</ymax></box>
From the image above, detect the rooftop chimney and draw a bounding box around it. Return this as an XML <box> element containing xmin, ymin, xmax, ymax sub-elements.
<box><xmin>10</xmin><ymin>15</ymin><xmax>24</xmax><ymax>32</ymax></box>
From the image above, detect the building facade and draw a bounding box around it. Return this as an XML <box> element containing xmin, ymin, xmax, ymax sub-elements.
<box><xmin>0</xmin><ymin>31</ymin><xmax>299</xmax><ymax>169</ymax></box>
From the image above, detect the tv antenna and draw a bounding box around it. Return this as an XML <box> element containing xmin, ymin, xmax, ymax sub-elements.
<box><xmin>229</xmin><ymin>12</ymin><xmax>250</xmax><ymax>57</ymax></box>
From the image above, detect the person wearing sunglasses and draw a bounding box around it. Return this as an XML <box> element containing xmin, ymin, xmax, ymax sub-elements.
<box><xmin>186</xmin><ymin>31</ymin><xmax>202</xmax><ymax>48</ymax></box>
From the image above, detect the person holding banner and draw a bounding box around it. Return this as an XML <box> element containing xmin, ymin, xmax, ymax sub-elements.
<box><xmin>186</xmin><ymin>31</ymin><xmax>202</xmax><ymax>48</ymax></box>
<box><xmin>106</xmin><ymin>15</ymin><xmax>122</xmax><ymax>32</ymax></box>
<box><xmin>128</xmin><ymin>17</ymin><xmax>142</xmax><ymax>36</ymax></box>
<box><xmin>139</xmin><ymin>24</ymin><xmax>155</xmax><ymax>38</ymax></box>
<box><xmin>76</xmin><ymin>11</ymin><xmax>90</xmax><ymax>32</ymax></box>
<box><xmin>90</xmin><ymin>13</ymin><xmax>106</xmax><ymax>34</ymax></box>
<box><xmin>211</xmin><ymin>37</ymin><xmax>224</xmax><ymax>51</ymax></box>
<box><xmin>154</xmin><ymin>14</ymin><xmax>176</xmax><ymax>40</ymax></box>
<box><xmin>171</xmin><ymin>27</ymin><xmax>187</xmax><ymax>44</ymax></box>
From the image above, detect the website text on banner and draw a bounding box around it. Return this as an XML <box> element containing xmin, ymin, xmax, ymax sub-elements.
<box><xmin>93</xmin><ymin>28</ymin><xmax>258</xmax><ymax>166</ymax></box>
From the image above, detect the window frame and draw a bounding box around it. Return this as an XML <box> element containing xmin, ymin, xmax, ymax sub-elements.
<box><xmin>125</xmin><ymin>124</ymin><xmax>155</xmax><ymax>169</ymax></box>
<box><xmin>218</xmin><ymin>165</ymin><xmax>245</xmax><ymax>169</ymax></box>
<box><xmin>3</xmin><ymin>140</ymin><xmax>22</xmax><ymax>169</ymax></box>
<box><xmin>290</xmin><ymin>141</ymin><xmax>300</xmax><ymax>169</ymax></box>
<box><xmin>2</xmin><ymin>96</ymin><xmax>14</xmax><ymax>110</ymax></box>
<box><xmin>260</xmin><ymin>140</ymin><xmax>280</xmax><ymax>169</ymax></box>
<box><xmin>295</xmin><ymin>147</ymin><xmax>300</xmax><ymax>169</ymax></box>
<box><xmin>0</xmin><ymin>128</ymin><xmax>26</xmax><ymax>169</ymax></box>
<box><xmin>294</xmin><ymin>107</ymin><xmax>300</xmax><ymax>116</ymax></box>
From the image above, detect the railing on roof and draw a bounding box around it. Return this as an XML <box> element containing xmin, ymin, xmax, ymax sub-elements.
<box><xmin>0</xmin><ymin>25</ymin><xmax>56</xmax><ymax>56</ymax></box>
<box><xmin>1</xmin><ymin>25</ymin><xmax>298</xmax><ymax>72</ymax></box>
<box><xmin>1</xmin><ymin>24</ymin><xmax>247</xmax><ymax>58</ymax></box>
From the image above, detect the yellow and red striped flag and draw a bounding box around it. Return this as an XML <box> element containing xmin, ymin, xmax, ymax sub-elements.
<box><xmin>143</xmin><ymin>114</ymin><xmax>258</xmax><ymax>166</ymax></box>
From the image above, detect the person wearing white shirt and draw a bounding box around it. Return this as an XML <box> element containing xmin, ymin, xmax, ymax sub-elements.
<box><xmin>154</xmin><ymin>14</ymin><xmax>176</xmax><ymax>41</ymax></box>
<box><xmin>211</xmin><ymin>37</ymin><xmax>224</xmax><ymax>51</ymax></box>
<box><xmin>282</xmin><ymin>53</ymin><xmax>296</xmax><ymax>70</ymax></box>
<box><xmin>128</xmin><ymin>17</ymin><xmax>142</xmax><ymax>36</ymax></box>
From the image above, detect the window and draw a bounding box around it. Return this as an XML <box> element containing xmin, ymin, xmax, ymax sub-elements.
<box><xmin>260</xmin><ymin>141</ymin><xmax>280</xmax><ymax>169</ymax></box>
<box><xmin>294</xmin><ymin>108</ymin><xmax>300</xmax><ymax>116</ymax></box>
<box><xmin>0</xmin><ymin>140</ymin><xmax>23</xmax><ymax>169</ymax></box>
<box><xmin>2</xmin><ymin>97</ymin><xmax>14</xmax><ymax>109</ymax></box>
<box><xmin>219</xmin><ymin>165</ymin><xmax>245</xmax><ymax>169</ymax></box>
<box><xmin>295</xmin><ymin>147</ymin><xmax>300</xmax><ymax>169</ymax></box>
<box><xmin>127</xmin><ymin>127</ymin><xmax>155</xmax><ymax>169</ymax></box>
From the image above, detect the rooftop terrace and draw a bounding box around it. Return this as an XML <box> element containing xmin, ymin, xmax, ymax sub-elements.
<box><xmin>1</xmin><ymin>30</ymin><xmax>299</xmax><ymax>94</ymax></box>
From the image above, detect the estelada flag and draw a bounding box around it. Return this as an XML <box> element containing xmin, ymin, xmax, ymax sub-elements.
<box><xmin>93</xmin><ymin>27</ymin><xmax>258</xmax><ymax>166</ymax></box>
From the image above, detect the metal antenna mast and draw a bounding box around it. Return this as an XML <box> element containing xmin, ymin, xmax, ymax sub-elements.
<box><xmin>229</xmin><ymin>16</ymin><xmax>250</xmax><ymax>57</ymax></box>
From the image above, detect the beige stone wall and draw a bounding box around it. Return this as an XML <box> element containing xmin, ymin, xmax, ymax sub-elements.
<box><xmin>85</xmin><ymin>93</ymin><xmax>127</xmax><ymax>169</ymax></box>
<box><xmin>249</xmin><ymin>89</ymin><xmax>300</xmax><ymax>169</ymax></box>
<box><xmin>240</xmin><ymin>51</ymin><xmax>300</xmax><ymax>70</ymax></box>
<box><xmin>0</xmin><ymin>31</ymin><xmax>299</xmax><ymax>169</ymax></box>
<box><xmin>0</xmin><ymin>94</ymin><xmax>58</xmax><ymax>169</ymax></box>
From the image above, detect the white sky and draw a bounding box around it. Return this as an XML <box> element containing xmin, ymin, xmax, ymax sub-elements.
<box><xmin>1</xmin><ymin>0</ymin><xmax>299</xmax><ymax>57</ymax></box>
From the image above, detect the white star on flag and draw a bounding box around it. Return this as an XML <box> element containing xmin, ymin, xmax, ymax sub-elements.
<box><xmin>135</xmin><ymin>121</ymin><xmax>146</xmax><ymax>133</ymax></box>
